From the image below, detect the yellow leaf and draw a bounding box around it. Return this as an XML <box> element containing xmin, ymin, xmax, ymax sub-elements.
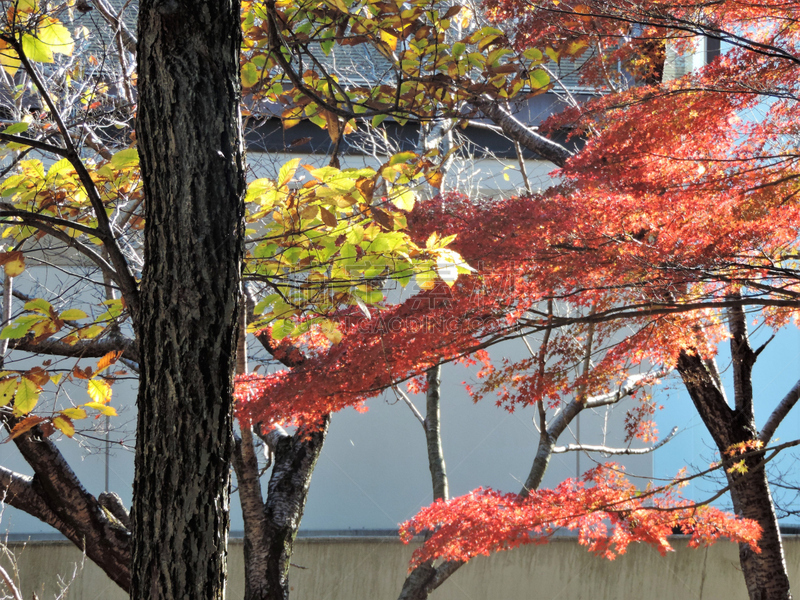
<box><xmin>391</xmin><ymin>187</ymin><xmax>416</xmax><ymax>212</ymax></box>
<box><xmin>87</xmin><ymin>378</ymin><xmax>112</xmax><ymax>404</ymax></box>
<box><xmin>61</xmin><ymin>407</ymin><xmax>87</xmax><ymax>419</ymax></box>
<box><xmin>0</xmin><ymin>42</ymin><xmax>20</xmax><ymax>77</ymax></box>
<box><xmin>0</xmin><ymin>251</ymin><xmax>25</xmax><ymax>277</ymax></box>
<box><xmin>380</xmin><ymin>30</ymin><xmax>398</xmax><ymax>51</ymax></box>
<box><xmin>84</xmin><ymin>402</ymin><xmax>117</xmax><ymax>416</ymax></box>
<box><xmin>37</xmin><ymin>17</ymin><xmax>74</xmax><ymax>56</ymax></box>
<box><xmin>53</xmin><ymin>416</ymin><xmax>75</xmax><ymax>437</ymax></box>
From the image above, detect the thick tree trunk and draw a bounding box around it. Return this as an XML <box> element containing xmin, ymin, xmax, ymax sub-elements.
<box><xmin>132</xmin><ymin>1</ymin><xmax>245</xmax><ymax>599</ymax></box>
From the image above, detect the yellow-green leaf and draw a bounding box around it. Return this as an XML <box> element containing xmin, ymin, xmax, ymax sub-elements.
<box><xmin>391</xmin><ymin>188</ymin><xmax>416</xmax><ymax>211</ymax></box>
<box><xmin>14</xmin><ymin>377</ymin><xmax>40</xmax><ymax>414</ymax></box>
<box><xmin>241</xmin><ymin>62</ymin><xmax>259</xmax><ymax>88</ymax></box>
<box><xmin>84</xmin><ymin>402</ymin><xmax>117</xmax><ymax>416</ymax></box>
<box><xmin>52</xmin><ymin>416</ymin><xmax>75</xmax><ymax>437</ymax></box>
<box><xmin>0</xmin><ymin>378</ymin><xmax>17</xmax><ymax>407</ymax></box>
<box><xmin>59</xmin><ymin>308</ymin><xmax>88</xmax><ymax>320</ymax></box>
<box><xmin>61</xmin><ymin>407</ymin><xmax>87</xmax><ymax>419</ymax></box>
<box><xmin>25</xmin><ymin>298</ymin><xmax>52</xmax><ymax>314</ymax></box>
<box><xmin>22</xmin><ymin>34</ymin><xmax>54</xmax><ymax>63</ymax></box>
<box><xmin>87</xmin><ymin>378</ymin><xmax>112</xmax><ymax>404</ymax></box>
<box><xmin>110</xmin><ymin>148</ymin><xmax>139</xmax><ymax>169</ymax></box>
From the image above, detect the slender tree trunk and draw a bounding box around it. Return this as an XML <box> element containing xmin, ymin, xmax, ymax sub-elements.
<box><xmin>677</xmin><ymin>348</ymin><xmax>792</xmax><ymax>600</ymax></box>
<box><xmin>132</xmin><ymin>1</ymin><xmax>245</xmax><ymax>598</ymax></box>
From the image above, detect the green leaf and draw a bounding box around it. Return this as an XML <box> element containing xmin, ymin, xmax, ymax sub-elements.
<box><xmin>1</xmin><ymin>122</ymin><xmax>29</xmax><ymax>135</ymax></box>
<box><xmin>110</xmin><ymin>148</ymin><xmax>139</xmax><ymax>169</ymax></box>
<box><xmin>21</xmin><ymin>34</ymin><xmax>53</xmax><ymax>63</ymax></box>
<box><xmin>60</xmin><ymin>308</ymin><xmax>88</xmax><ymax>320</ymax></box>
<box><xmin>241</xmin><ymin>62</ymin><xmax>259</xmax><ymax>88</ymax></box>
<box><xmin>14</xmin><ymin>377</ymin><xmax>40</xmax><ymax>414</ymax></box>
<box><xmin>271</xmin><ymin>318</ymin><xmax>295</xmax><ymax>340</ymax></box>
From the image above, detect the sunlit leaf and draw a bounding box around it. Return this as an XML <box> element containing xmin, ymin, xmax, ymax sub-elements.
<box><xmin>52</xmin><ymin>416</ymin><xmax>75</xmax><ymax>437</ymax></box>
<box><xmin>22</xmin><ymin>34</ymin><xmax>54</xmax><ymax>63</ymax></box>
<box><xmin>87</xmin><ymin>378</ymin><xmax>112</xmax><ymax>404</ymax></box>
<box><xmin>14</xmin><ymin>377</ymin><xmax>40</xmax><ymax>414</ymax></box>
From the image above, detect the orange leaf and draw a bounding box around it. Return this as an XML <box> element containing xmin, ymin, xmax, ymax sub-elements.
<box><xmin>97</xmin><ymin>350</ymin><xmax>123</xmax><ymax>372</ymax></box>
<box><xmin>4</xmin><ymin>415</ymin><xmax>46</xmax><ymax>442</ymax></box>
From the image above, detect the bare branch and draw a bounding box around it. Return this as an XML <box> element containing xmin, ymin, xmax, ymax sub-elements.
<box><xmin>760</xmin><ymin>378</ymin><xmax>800</xmax><ymax>444</ymax></box>
<box><xmin>91</xmin><ymin>0</ymin><xmax>137</xmax><ymax>53</ymax></box>
<box><xmin>553</xmin><ymin>426</ymin><xmax>678</xmax><ymax>454</ymax></box>
<box><xmin>9</xmin><ymin>335</ymin><xmax>139</xmax><ymax>363</ymax></box>
<box><xmin>471</xmin><ymin>98</ymin><xmax>573</xmax><ymax>168</ymax></box>
<box><xmin>584</xmin><ymin>368</ymin><xmax>672</xmax><ymax>409</ymax></box>
<box><xmin>393</xmin><ymin>385</ymin><xmax>425</xmax><ymax>427</ymax></box>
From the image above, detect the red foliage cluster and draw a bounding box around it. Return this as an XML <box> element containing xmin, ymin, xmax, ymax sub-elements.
<box><xmin>400</xmin><ymin>465</ymin><xmax>762</xmax><ymax>567</ymax></box>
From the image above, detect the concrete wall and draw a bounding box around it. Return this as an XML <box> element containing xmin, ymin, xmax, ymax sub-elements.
<box><xmin>6</xmin><ymin>536</ymin><xmax>799</xmax><ymax>600</ymax></box>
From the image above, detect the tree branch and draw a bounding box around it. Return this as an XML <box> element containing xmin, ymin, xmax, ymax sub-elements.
<box><xmin>91</xmin><ymin>0</ymin><xmax>137</xmax><ymax>53</ymax></box>
<box><xmin>471</xmin><ymin>98</ymin><xmax>573</xmax><ymax>168</ymax></box>
<box><xmin>9</xmin><ymin>334</ymin><xmax>139</xmax><ymax>363</ymax></box>
<box><xmin>759</xmin><ymin>377</ymin><xmax>800</xmax><ymax>444</ymax></box>
<box><xmin>553</xmin><ymin>426</ymin><xmax>678</xmax><ymax>454</ymax></box>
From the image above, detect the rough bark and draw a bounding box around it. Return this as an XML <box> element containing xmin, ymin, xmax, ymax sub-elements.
<box><xmin>132</xmin><ymin>1</ymin><xmax>245</xmax><ymax>598</ymax></box>
<box><xmin>260</xmin><ymin>419</ymin><xmax>330</xmax><ymax>600</ymax></box>
<box><xmin>0</xmin><ymin>418</ymin><xmax>131</xmax><ymax>590</ymax></box>
<box><xmin>471</xmin><ymin>98</ymin><xmax>573</xmax><ymax>168</ymax></box>
<box><xmin>677</xmin><ymin>346</ymin><xmax>792</xmax><ymax>600</ymax></box>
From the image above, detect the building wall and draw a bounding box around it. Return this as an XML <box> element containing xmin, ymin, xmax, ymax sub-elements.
<box><xmin>7</xmin><ymin>536</ymin><xmax>800</xmax><ymax>600</ymax></box>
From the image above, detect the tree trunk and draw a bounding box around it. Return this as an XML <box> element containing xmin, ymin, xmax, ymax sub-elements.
<box><xmin>259</xmin><ymin>419</ymin><xmax>330</xmax><ymax>600</ymax></box>
<box><xmin>677</xmin><ymin>350</ymin><xmax>792</xmax><ymax>600</ymax></box>
<box><xmin>132</xmin><ymin>1</ymin><xmax>245</xmax><ymax>598</ymax></box>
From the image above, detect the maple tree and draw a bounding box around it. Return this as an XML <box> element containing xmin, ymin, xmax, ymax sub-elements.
<box><xmin>233</xmin><ymin>1</ymin><xmax>800</xmax><ymax>599</ymax></box>
<box><xmin>0</xmin><ymin>0</ymin><xmax>795</xmax><ymax>600</ymax></box>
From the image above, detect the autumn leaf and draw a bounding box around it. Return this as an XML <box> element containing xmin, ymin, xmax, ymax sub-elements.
<box><xmin>0</xmin><ymin>251</ymin><xmax>25</xmax><ymax>276</ymax></box>
<box><xmin>4</xmin><ymin>415</ymin><xmax>46</xmax><ymax>442</ymax></box>
<box><xmin>14</xmin><ymin>377</ymin><xmax>40</xmax><ymax>414</ymax></box>
<box><xmin>87</xmin><ymin>378</ymin><xmax>112</xmax><ymax>404</ymax></box>
<box><xmin>52</xmin><ymin>416</ymin><xmax>75</xmax><ymax>437</ymax></box>
<box><xmin>96</xmin><ymin>350</ymin><xmax>123</xmax><ymax>372</ymax></box>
